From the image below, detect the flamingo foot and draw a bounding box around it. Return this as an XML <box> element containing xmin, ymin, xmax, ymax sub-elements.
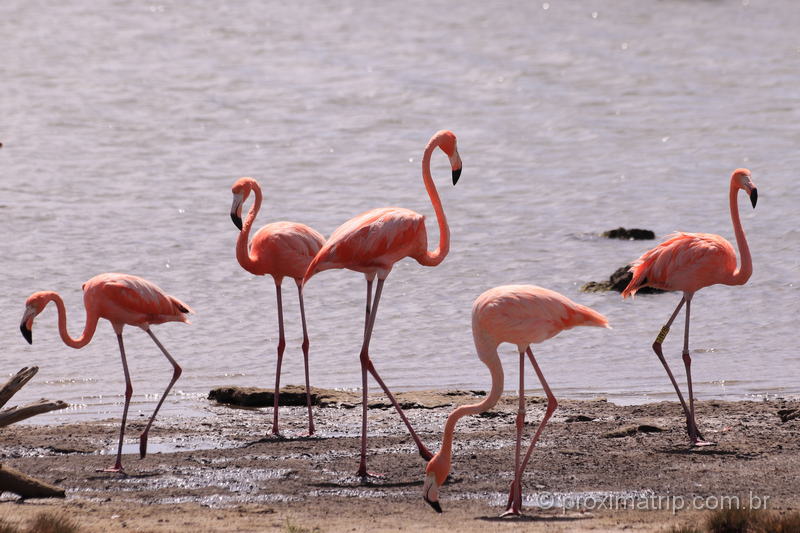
<box><xmin>139</xmin><ymin>432</ymin><xmax>149</xmax><ymax>459</ymax></box>
<box><xmin>691</xmin><ymin>438</ymin><xmax>716</xmax><ymax>447</ymax></box>
<box><xmin>501</xmin><ymin>481</ymin><xmax>523</xmax><ymax>517</ymax></box>
<box><xmin>98</xmin><ymin>464</ymin><xmax>125</xmax><ymax>474</ymax></box>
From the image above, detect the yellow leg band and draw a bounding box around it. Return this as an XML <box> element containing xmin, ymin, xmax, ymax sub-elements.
<box><xmin>655</xmin><ymin>326</ymin><xmax>670</xmax><ymax>344</ymax></box>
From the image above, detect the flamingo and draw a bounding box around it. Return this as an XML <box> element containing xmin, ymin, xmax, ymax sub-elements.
<box><xmin>422</xmin><ymin>285</ymin><xmax>609</xmax><ymax>516</ymax></box>
<box><xmin>622</xmin><ymin>168</ymin><xmax>758</xmax><ymax>446</ymax></box>
<box><xmin>230</xmin><ymin>177</ymin><xmax>325</xmax><ymax>436</ymax></box>
<box><xmin>302</xmin><ymin>129</ymin><xmax>462</xmax><ymax>477</ymax></box>
<box><xmin>19</xmin><ymin>273</ymin><xmax>193</xmax><ymax>472</ymax></box>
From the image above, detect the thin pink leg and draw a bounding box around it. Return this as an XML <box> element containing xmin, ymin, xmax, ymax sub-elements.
<box><xmin>102</xmin><ymin>332</ymin><xmax>131</xmax><ymax>473</ymax></box>
<box><xmin>296</xmin><ymin>282</ymin><xmax>315</xmax><ymax>436</ymax></box>
<box><xmin>501</xmin><ymin>347</ymin><xmax>558</xmax><ymax>517</ymax></box>
<box><xmin>681</xmin><ymin>297</ymin><xmax>713</xmax><ymax>446</ymax></box>
<box><xmin>139</xmin><ymin>328</ymin><xmax>182</xmax><ymax>459</ymax></box>
<box><xmin>651</xmin><ymin>296</ymin><xmax>698</xmax><ymax>440</ymax></box>
<box><xmin>504</xmin><ymin>351</ymin><xmax>526</xmax><ymax>516</ymax></box>
<box><xmin>272</xmin><ymin>281</ymin><xmax>286</xmax><ymax>436</ymax></box>
<box><xmin>356</xmin><ymin>278</ymin><xmax>432</xmax><ymax>477</ymax></box>
<box><xmin>364</xmin><ymin>277</ymin><xmax>373</xmax><ymax>336</ymax></box>
<box><xmin>362</xmin><ymin>279</ymin><xmax>432</xmax><ymax>460</ymax></box>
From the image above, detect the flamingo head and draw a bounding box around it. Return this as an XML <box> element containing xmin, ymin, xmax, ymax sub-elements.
<box><xmin>422</xmin><ymin>451</ymin><xmax>451</xmax><ymax>513</ymax></box>
<box><xmin>732</xmin><ymin>168</ymin><xmax>757</xmax><ymax>208</ymax></box>
<box><xmin>20</xmin><ymin>292</ymin><xmax>54</xmax><ymax>344</ymax></box>
<box><xmin>434</xmin><ymin>130</ymin><xmax>462</xmax><ymax>185</ymax></box>
<box><xmin>230</xmin><ymin>177</ymin><xmax>255</xmax><ymax>230</ymax></box>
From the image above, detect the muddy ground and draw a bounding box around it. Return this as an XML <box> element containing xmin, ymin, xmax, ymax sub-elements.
<box><xmin>1</xmin><ymin>389</ymin><xmax>799</xmax><ymax>532</ymax></box>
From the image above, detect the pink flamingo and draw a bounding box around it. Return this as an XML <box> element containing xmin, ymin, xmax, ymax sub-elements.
<box><xmin>230</xmin><ymin>177</ymin><xmax>325</xmax><ymax>436</ymax></box>
<box><xmin>622</xmin><ymin>168</ymin><xmax>758</xmax><ymax>446</ymax></box>
<box><xmin>20</xmin><ymin>273</ymin><xmax>193</xmax><ymax>472</ymax></box>
<box><xmin>302</xmin><ymin>130</ymin><xmax>462</xmax><ymax>477</ymax></box>
<box><xmin>423</xmin><ymin>285</ymin><xmax>609</xmax><ymax>516</ymax></box>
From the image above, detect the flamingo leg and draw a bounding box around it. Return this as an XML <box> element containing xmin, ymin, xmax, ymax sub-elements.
<box><xmin>272</xmin><ymin>281</ymin><xmax>286</xmax><ymax>436</ymax></box>
<box><xmin>357</xmin><ymin>278</ymin><xmax>432</xmax><ymax>477</ymax></box>
<box><xmin>504</xmin><ymin>350</ymin><xmax>527</xmax><ymax>516</ymax></box>
<box><xmin>364</xmin><ymin>277</ymin><xmax>373</xmax><ymax>336</ymax></box>
<box><xmin>139</xmin><ymin>328</ymin><xmax>182</xmax><ymax>459</ymax></box>
<box><xmin>681</xmin><ymin>297</ymin><xmax>713</xmax><ymax>446</ymax></box>
<box><xmin>502</xmin><ymin>347</ymin><xmax>558</xmax><ymax>517</ymax></box>
<box><xmin>296</xmin><ymin>282</ymin><xmax>315</xmax><ymax>436</ymax></box>
<box><xmin>651</xmin><ymin>296</ymin><xmax>698</xmax><ymax>441</ymax></box>
<box><xmin>102</xmin><ymin>332</ymin><xmax>131</xmax><ymax>473</ymax></box>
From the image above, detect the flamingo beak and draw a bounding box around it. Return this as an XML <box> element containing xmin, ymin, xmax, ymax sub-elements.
<box><xmin>750</xmin><ymin>188</ymin><xmax>758</xmax><ymax>208</ymax></box>
<box><xmin>20</xmin><ymin>310</ymin><xmax>35</xmax><ymax>344</ymax></box>
<box><xmin>422</xmin><ymin>473</ymin><xmax>443</xmax><ymax>513</ymax></box>
<box><xmin>20</xmin><ymin>323</ymin><xmax>32</xmax><ymax>344</ymax></box>
<box><xmin>449</xmin><ymin>151</ymin><xmax>462</xmax><ymax>185</ymax></box>
<box><xmin>230</xmin><ymin>194</ymin><xmax>244</xmax><ymax>230</ymax></box>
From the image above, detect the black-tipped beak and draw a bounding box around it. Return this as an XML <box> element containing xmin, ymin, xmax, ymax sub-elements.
<box><xmin>750</xmin><ymin>188</ymin><xmax>758</xmax><ymax>208</ymax></box>
<box><xmin>424</xmin><ymin>495</ymin><xmax>443</xmax><ymax>513</ymax></box>
<box><xmin>452</xmin><ymin>167</ymin><xmax>461</xmax><ymax>185</ymax></box>
<box><xmin>20</xmin><ymin>323</ymin><xmax>32</xmax><ymax>344</ymax></box>
<box><xmin>231</xmin><ymin>212</ymin><xmax>243</xmax><ymax>230</ymax></box>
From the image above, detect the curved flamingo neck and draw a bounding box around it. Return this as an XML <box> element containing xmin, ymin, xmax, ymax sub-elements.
<box><xmin>728</xmin><ymin>179</ymin><xmax>752</xmax><ymax>285</ymax></box>
<box><xmin>236</xmin><ymin>182</ymin><xmax>263</xmax><ymax>272</ymax></box>
<box><xmin>48</xmin><ymin>292</ymin><xmax>98</xmax><ymax>349</ymax></box>
<box><xmin>416</xmin><ymin>138</ymin><xmax>450</xmax><ymax>267</ymax></box>
<box><xmin>438</xmin><ymin>343</ymin><xmax>504</xmax><ymax>463</ymax></box>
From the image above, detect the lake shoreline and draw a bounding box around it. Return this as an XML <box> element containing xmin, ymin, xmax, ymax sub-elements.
<box><xmin>2</xmin><ymin>391</ymin><xmax>798</xmax><ymax>532</ymax></box>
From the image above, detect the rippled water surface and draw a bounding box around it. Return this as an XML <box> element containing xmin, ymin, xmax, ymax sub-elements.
<box><xmin>1</xmin><ymin>0</ymin><xmax>798</xmax><ymax>421</ymax></box>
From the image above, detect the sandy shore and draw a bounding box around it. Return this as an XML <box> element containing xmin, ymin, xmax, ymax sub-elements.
<box><xmin>1</xmin><ymin>390</ymin><xmax>798</xmax><ymax>532</ymax></box>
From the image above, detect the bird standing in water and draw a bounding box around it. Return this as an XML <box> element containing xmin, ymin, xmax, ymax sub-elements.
<box><xmin>622</xmin><ymin>168</ymin><xmax>758</xmax><ymax>446</ymax></box>
<box><xmin>20</xmin><ymin>273</ymin><xmax>192</xmax><ymax>472</ymax></box>
<box><xmin>231</xmin><ymin>177</ymin><xmax>325</xmax><ymax>436</ymax></box>
<box><xmin>423</xmin><ymin>285</ymin><xmax>609</xmax><ymax>515</ymax></box>
<box><xmin>303</xmin><ymin>130</ymin><xmax>462</xmax><ymax>477</ymax></box>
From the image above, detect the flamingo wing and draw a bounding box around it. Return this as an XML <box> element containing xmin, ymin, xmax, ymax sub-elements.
<box><xmin>89</xmin><ymin>274</ymin><xmax>193</xmax><ymax>325</ymax></box>
<box><xmin>623</xmin><ymin>232</ymin><xmax>736</xmax><ymax>296</ymax></box>
<box><xmin>304</xmin><ymin>207</ymin><xmax>424</xmax><ymax>279</ymax></box>
<box><xmin>475</xmin><ymin>285</ymin><xmax>609</xmax><ymax>347</ymax></box>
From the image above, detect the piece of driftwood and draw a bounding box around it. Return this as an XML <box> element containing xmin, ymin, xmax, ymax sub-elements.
<box><xmin>0</xmin><ymin>399</ymin><xmax>69</xmax><ymax>428</ymax></box>
<box><xmin>0</xmin><ymin>464</ymin><xmax>65</xmax><ymax>499</ymax></box>
<box><xmin>0</xmin><ymin>366</ymin><xmax>68</xmax><ymax>499</ymax></box>
<box><xmin>0</xmin><ymin>366</ymin><xmax>39</xmax><ymax>410</ymax></box>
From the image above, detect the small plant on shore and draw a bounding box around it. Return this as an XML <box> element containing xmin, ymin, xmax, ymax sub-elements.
<box><xmin>0</xmin><ymin>513</ymin><xmax>79</xmax><ymax>533</ymax></box>
<box><xmin>27</xmin><ymin>513</ymin><xmax>79</xmax><ymax>533</ymax></box>
<box><xmin>705</xmin><ymin>507</ymin><xmax>756</xmax><ymax>533</ymax></box>
<box><xmin>668</xmin><ymin>508</ymin><xmax>800</xmax><ymax>533</ymax></box>
<box><xmin>283</xmin><ymin>518</ymin><xmax>320</xmax><ymax>533</ymax></box>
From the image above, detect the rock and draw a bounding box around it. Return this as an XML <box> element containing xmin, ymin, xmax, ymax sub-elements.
<box><xmin>582</xmin><ymin>264</ymin><xmax>667</xmax><ymax>294</ymax></box>
<box><xmin>601</xmin><ymin>227</ymin><xmax>655</xmax><ymax>240</ymax></box>
<box><xmin>208</xmin><ymin>385</ymin><xmax>321</xmax><ymax>407</ymax></box>
<box><xmin>778</xmin><ymin>408</ymin><xmax>800</xmax><ymax>423</ymax></box>
<box><xmin>602</xmin><ymin>423</ymin><xmax>666</xmax><ymax>438</ymax></box>
<box><xmin>565</xmin><ymin>415</ymin><xmax>595</xmax><ymax>423</ymax></box>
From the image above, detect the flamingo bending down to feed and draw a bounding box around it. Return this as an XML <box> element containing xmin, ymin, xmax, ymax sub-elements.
<box><xmin>302</xmin><ymin>130</ymin><xmax>462</xmax><ymax>477</ymax></box>
<box><xmin>423</xmin><ymin>285</ymin><xmax>609</xmax><ymax>516</ymax></box>
<box><xmin>20</xmin><ymin>273</ymin><xmax>193</xmax><ymax>472</ymax></box>
<box><xmin>622</xmin><ymin>168</ymin><xmax>758</xmax><ymax>446</ymax></box>
<box><xmin>231</xmin><ymin>177</ymin><xmax>325</xmax><ymax>436</ymax></box>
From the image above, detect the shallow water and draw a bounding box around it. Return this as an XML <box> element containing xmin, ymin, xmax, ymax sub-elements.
<box><xmin>1</xmin><ymin>0</ymin><xmax>798</xmax><ymax>422</ymax></box>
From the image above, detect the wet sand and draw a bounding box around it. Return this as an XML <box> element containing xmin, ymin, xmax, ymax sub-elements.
<box><xmin>1</xmin><ymin>390</ymin><xmax>798</xmax><ymax>532</ymax></box>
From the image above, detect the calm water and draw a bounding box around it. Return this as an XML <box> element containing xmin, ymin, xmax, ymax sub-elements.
<box><xmin>1</xmin><ymin>0</ymin><xmax>798</xmax><ymax>423</ymax></box>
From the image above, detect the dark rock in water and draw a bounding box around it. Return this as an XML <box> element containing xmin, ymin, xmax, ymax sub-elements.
<box><xmin>582</xmin><ymin>264</ymin><xmax>667</xmax><ymax>294</ymax></box>
<box><xmin>602</xmin><ymin>227</ymin><xmax>655</xmax><ymax>240</ymax></box>
<box><xmin>209</xmin><ymin>385</ymin><xmax>320</xmax><ymax>407</ymax></box>
<box><xmin>602</xmin><ymin>423</ymin><xmax>666</xmax><ymax>438</ymax></box>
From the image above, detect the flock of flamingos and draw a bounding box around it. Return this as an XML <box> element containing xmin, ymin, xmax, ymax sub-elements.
<box><xmin>18</xmin><ymin>130</ymin><xmax>758</xmax><ymax>516</ymax></box>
